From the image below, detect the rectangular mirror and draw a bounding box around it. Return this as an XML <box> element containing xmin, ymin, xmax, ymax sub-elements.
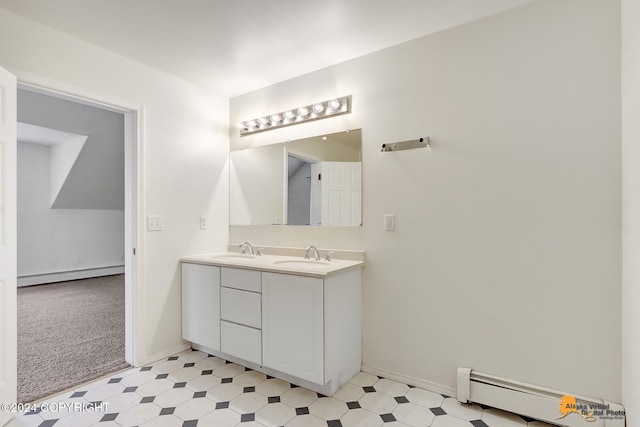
<box><xmin>230</xmin><ymin>129</ymin><xmax>362</xmax><ymax>226</ymax></box>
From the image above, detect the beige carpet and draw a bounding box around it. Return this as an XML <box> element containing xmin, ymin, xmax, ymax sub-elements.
<box><xmin>17</xmin><ymin>274</ymin><xmax>130</xmax><ymax>403</ymax></box>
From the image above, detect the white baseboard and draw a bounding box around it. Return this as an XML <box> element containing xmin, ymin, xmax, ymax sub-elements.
<box><xmin>142</xmin><ymin>342</ymin><xmax>192</xmax><ymax>367</ymax></box>
<box><xmin>192</xmin><ymin>344</ymin><xmax>338</xmax><ymax>396</ymax></box>
<box><xmin>17</xmin><ymin>265</ymin><xmax>125</xmax><ymax>287</ymax></box>
<box><xmin>361</xmin><ymin>363</ymin><xmax>457</xmax><ymax>398</ymax></box>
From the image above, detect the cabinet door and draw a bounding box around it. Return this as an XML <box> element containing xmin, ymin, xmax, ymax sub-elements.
<box><xmin>182</xmin><ymin>263</ymin><xmax>220</xmax><ymax>351</ymax></box>
<box><xmin>262</xmin><ymin>272</ymin><xmax>324</xmax><ymax>384</ymax></box>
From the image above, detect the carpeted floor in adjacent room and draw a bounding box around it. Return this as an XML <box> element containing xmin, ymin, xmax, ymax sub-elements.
<box><xmin>17</xmin><ymin>274</ymin><xmax>130</xmax><ymax>403</ymax></box>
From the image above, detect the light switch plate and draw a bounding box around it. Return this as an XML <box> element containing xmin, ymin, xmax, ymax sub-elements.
<box><xmin>147</xmin><ymin>215</ymin><xmax>163</xmax><ymax>231</ymax></box>
<box><xmin>384</xmin><ymin>214</ymin><xmax>395</xmax><ymax>231</ymax></box>
<box><xmin>200</xmin><ymin>216</ymin><xmax>208</xmax><ymax>229</ymax></box>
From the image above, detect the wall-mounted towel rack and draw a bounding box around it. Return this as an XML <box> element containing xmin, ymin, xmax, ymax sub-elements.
<box><xmin>381</xmin><ymin>137</ymin><xmax>430</xmax><ymax>152</ymax></box>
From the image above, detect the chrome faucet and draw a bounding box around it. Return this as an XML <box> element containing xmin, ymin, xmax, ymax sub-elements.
<box><xmin>304</xmin><ymin>245</ymin><xmax>321</xmax><ymax>261</ymax></box>
<box><xmin>239</xmin><ymin>241</ymin><xmax>255</xmax><ymax>256</ymax></box>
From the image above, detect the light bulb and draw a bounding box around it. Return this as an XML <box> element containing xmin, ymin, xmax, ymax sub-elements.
<box><xmin>246</xmin><ymin>120</ymin><xmax>256</xmax><ymax>128</ymax></box>
<box><xmin>258</xmin><ymin>117</ymin><xmax>269</xmax><ymax>125</ymax></box>
<box><xmin>270</xmin><ymin>114</ymin><xmax>282</xmax><ymax>123</ymax></box>
<box><xmin>312</xmin><ymin>103</ymin><xmax>324</xmax><ymax>113</ymax></box>
<box><xmin>327</xmin><ymin>99</ymin><xmax>340</xmax><ymax>110</ymax></box>
<box><xmin>284</xmin><ymin>110</ymin><xmax>295</xmax><ymax>120</ymax></box>
<box><xmin>297</xmin><ymin>107</ymin><xmax>309</xmax><ymax>117</ymax></box>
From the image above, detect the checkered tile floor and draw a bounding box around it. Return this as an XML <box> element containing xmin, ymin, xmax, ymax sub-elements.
<box><xmin>8</xmin><ymin>349</ymin><xmax>555</xmax><ymax>427</ymax></box>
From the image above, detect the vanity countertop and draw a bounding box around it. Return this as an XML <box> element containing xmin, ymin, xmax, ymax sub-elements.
<box><xmin>180</xmin><ymin>252</ymin><xmax>364</xmax><ymax>278</ymax></box>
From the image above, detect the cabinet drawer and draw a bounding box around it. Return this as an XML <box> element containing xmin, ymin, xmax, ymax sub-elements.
<box><xmin>221</xmin><ymin>321</ymin><xmax>261</xmax><ymax>365</ymax></box>
<box><xmin>221</xmin><ymin>287</ymin><xmax>261</xmax><ymax>329</ymax></box>
<box><xmin>221</xmin><ymin>267</ymin><xmax>261</xmax><ymax>292</ymax></box>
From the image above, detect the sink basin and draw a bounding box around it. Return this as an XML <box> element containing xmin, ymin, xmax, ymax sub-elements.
<box><xmin>273</xmin><ymin>259</ymin><xmax>330</xmax><ymax>267</ymax></box>
<box><xmin>210</xmin><ymin>254</ymin><xmax>256</xmax><ymax>260</ymax></box>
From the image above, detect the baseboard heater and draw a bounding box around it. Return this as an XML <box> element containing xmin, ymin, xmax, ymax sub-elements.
<box><xmin>17</xmin><ymin>265</ymin><xmax>125</xmax><ymax>287</ymax></box>
<box><xmin>457</xmin><ymin>368</ymin><xmax>625</xmax><ymax>427</ymax></box>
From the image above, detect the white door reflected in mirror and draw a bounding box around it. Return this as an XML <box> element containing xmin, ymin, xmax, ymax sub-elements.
<box><xmin>321</xmin><ymin>161</ymin><xmax>361</xmax><ymax>226</ymax></box>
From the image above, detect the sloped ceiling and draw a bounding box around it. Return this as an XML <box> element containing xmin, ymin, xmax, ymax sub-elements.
<box><xmin>17</xmin><ymin>89</ymin><xmax>124</xmax><ymax>210</ymax></box>
<box><xmin>0</xmin><ymin>0</ymin><xmax>536</xmax><ymax>96</ymax></box>
<box><xmin>17</xmin><ymin>122</ymin><xmax>88</xmax><ymax>207</ymax></box>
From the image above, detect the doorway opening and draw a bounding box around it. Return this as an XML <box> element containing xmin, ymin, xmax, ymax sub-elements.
<box><xmin>15</xmin><ymin>83</ymin><xmax>139</xmax><ymax>402</ymax></box>
<box><xmin>286</xmin><ymin>153</ymin><xmax>320</xmax><ymax>226</ymax></box>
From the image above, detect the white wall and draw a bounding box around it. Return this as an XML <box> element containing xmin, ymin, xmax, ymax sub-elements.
<box><xmin>17</xmin><ymin>141</ymin><xmax>124</xmax><ymax>279</ymax></box>
<box><xmin>230</xmin><ymin>0</ymin><xmax>621</xmax><ymax>402</ymax></box>
<box><xmin>621</xmin><ymin>0</ymin><xmax>639</xmax><ymax>423</ymax></box>
<box><xmin>0</xmin><ymin>8</ymin><xmax>229</xmax><ymax>363</ymax></box>
<box><xmin>49</xmin><ymin>135</ymin><xmax>86</xmax><ymax>208</ymax></box>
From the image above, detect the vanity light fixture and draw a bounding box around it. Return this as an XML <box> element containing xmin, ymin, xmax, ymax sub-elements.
<box><xmin>239</xmin><ymin>95</ymin><xmax>352</xmax><ymax>136</ymax></box>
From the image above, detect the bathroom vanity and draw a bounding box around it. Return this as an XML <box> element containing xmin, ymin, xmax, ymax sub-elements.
<box><xmin>180</xmin><ymin>251</ymin><xmax>363</xmax><ymax>396</ymax></box>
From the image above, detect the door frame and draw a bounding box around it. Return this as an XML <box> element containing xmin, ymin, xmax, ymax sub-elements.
<box><xmin>14</xmin><ymin>70</ymin><xmax>144</xmax><ymax>367</ymax></box>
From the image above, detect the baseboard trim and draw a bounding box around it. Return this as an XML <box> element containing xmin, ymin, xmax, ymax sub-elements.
<box><xmin>192</xmin><ymin>344</ymin><xmax>337</xmax><ymax>396</ymax></box>
<box><xmin>143</xmin><ymin>342</ymin><xmax>192</xmax><ymax>367</ymax></box>
<box><xmin>361</xmin><ymin>363</ymin><xmax>457</xmax><ymax>398</ymax></box>
<box><xmin>17</xmin><ymin>266</ymin><xmax>125</xmax><ymax>287</ymax></box>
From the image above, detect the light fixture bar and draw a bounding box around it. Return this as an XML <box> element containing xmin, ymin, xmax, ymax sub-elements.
<box><xmin>239</xmin><ymin>95</ymin><xmax>352</xmax><ymax>136</ymax></box>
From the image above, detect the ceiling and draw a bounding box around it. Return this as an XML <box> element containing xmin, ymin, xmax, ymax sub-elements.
<box><xmin>0</xmin><ymin>0</ymin><xmax>535</xmax><ymax>97</ymax></box>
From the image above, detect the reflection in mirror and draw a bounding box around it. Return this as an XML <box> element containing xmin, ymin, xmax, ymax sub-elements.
<box><xmin>287</xmin><ymin>155</ymin><xmax>314</xmax><ymax>225</ymax></box>
<box><xmin>230</xmin><ymin>129</ymin><xmax>362</xmax><ymax>226</ymax></box>
<box><xmin>229</xmin><ymin>143</ymin><xmax>285</xmax><ymax>225</ymax></box>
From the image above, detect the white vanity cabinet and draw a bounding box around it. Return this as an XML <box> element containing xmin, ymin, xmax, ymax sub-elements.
<box><xmin>181</xmin><ymin>263</ymin><xmax>220</xmax><ymax>352</ymax></box>
<box><xmin>180</xmin><ymin>254</ymin><xmax>363</xmax><ymax>396</ymax></box>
